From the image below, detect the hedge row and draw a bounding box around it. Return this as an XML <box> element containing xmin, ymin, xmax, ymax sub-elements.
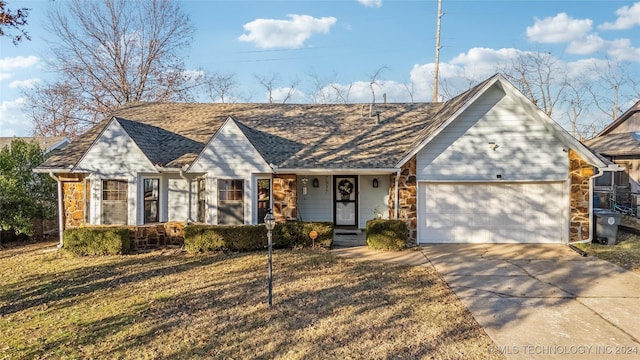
<box><xmin>62</xmin><ymin>222</ymin><xmax>334</xmax><ymax>256</ymax></box>
<box><xmin>184</xmin><ymin>221</ymin><xmax>333</xmax><ymax>253</ymax></box>
<box><xmin>63</xmin><ymin>227</ymin><xmax>131</xmax><ymax>255</ymax></box>
<box><xmin>366</xmin><ymin>219</ymin><xmax>408</xmax><ymax>251</ymax></box>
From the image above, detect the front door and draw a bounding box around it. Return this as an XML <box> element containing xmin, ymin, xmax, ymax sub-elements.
<box><xmin>334</xmin><ymin>176</ymin><xmax>357</xmax><ymax>227</ymax></box>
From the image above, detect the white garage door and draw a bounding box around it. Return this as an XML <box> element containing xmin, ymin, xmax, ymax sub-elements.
<box><xmin>418</xmin><ymin>182</ymin><xmax>565</xmax><ymax>244</ymax></box>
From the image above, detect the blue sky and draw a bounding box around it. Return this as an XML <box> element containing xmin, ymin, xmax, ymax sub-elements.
<box><xmin>1</xmin><ymin>0</ymin><xmax>639</xmax><ymax>137</ymax></box>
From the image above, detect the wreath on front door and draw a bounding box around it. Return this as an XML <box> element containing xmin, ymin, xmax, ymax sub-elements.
<box><xmin>338</xmin><ymin>179</ymin><xmax>354</xmax><ymax>200</ymax></box>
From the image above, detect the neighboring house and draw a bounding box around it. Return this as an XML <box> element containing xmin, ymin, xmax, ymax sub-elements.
<box><xmin>35</xmin><ymin>74</ymin><xmax>614</xmax><ymax>245</ymax></box>
<box><xmin>584</xmin><ymin>101</ymin><xmax>640</xmax><ymax>208</ymax></box>
<box><xmin>0</xmin><ymin>136</ymin><xmax>70</xmax><ymax>154</ymax></box>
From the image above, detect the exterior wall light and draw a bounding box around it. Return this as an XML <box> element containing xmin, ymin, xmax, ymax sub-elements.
<box><xmin>372</xmin><ymin>178</ymin><xmax>379</xmax><ymax>188</ymax></box>
<box><xmin>312</xmin><ymin>178</ymin><xmax>319</xmax><ymax>188</ymax></box>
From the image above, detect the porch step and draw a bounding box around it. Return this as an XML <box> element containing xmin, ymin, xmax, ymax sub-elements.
<box><xmin>332</xmin><ymin>229</ymin><xmax>366</xmax><ymax>247</ymax></box>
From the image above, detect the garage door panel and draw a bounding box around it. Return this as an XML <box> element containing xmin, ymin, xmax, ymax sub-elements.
<box><xmin>419</xmin><ymin>182</ymin><xmax>564</xmax><ymax>244</ymax></box>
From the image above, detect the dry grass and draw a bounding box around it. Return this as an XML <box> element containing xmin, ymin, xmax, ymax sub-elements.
<box><xmin>574</xmin><ymin>216</ymin><xmax>640</xmax><ymax>275</ymax></box>
<box><xmin>0</xmin><ymin>241</ymin><xmax>503</xmax><ymax>360</ymax></box>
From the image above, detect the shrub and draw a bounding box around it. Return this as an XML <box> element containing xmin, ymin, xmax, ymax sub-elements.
<box><xmin>184</xmin><ymin>225</ymin><xmax>265</xmax><ymax>252</ymax></box>
<box><xmin>273</xmin><ymin>221</ymin><xmax>333</xmax><ymax>249</ymax></box>
<box><xmin>366</xmin><ymin>219</ymin><xmax>407</xmax><ymax>251</ymax></box>
<box><xmin>184</xmin><ymin>222</ymin><xmax>333</xmax><ymax>253</ymax></box>
<box><xmin>63</xmin><ymin>227</ymin><xmax>131</xmax><ymax>255</ymax></box>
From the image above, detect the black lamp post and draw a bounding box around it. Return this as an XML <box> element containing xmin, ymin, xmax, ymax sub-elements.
<box><xmin>264</xmin><ymin>209</ymin><xmax>276</xmax><ymax>306</ymax></box>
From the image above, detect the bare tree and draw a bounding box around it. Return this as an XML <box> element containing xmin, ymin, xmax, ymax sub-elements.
<box><xmin>254</xmin><ymin>73</ymin><xmax>300</xmax><ymax>104</ymax></box>
<box><xmin>585</xmin><ymin>59</ymin><xmax>637</xmax><ymax>122</ymax></box>
<box><xmin>22</xmin><ymin>81</ymin><xmax>87</xmax><ymax>137</ymax></box>
<box><xmin>499</xmin><ymin>51</ymin><xmax>567</xmax><ymax>117</ymax></box>
<box><xmin>403</xmin><ymin>79</ymin><xmax>416</xmax><ymax>103</ymax></box>
<box><xmin>307</xmin><ymin>70</ymin><xmax>334</xmax><ymax>104</ymax></box>
<box><xmin>0</xmin><ymin>1</ymin><xmax>30</xmax><ymax>44</ymax></box>
<box><xmin>563</xmin><ymin>82</ymin><xmax>591</xmax><ymax>139</ymax></box>
<box><xmin>204</xmin><ymin>72</ymin><xmax>237</xmax><ymax>103</ymax></box>
<box><xmin>367</xmin><ymin>66</ymin><xmax>388</xmax><ymax>103</ymax></box>
<box><xmin>279</xmin><ymin>78</ymin><xmax>300</xmax><ymax>104</ymax></box>
<box><xmin>24</xmin><ymin>0</ymin><xmax>195</xmax><ymax>137</ymax></box>
<box><xmin>331</xmin><ymin>82</ymin><xmax>352</xmax><ymax>104</ymax></box>
<box><xmin>254</xmin><ymin>73</ymin><xmax>279</xmax><ymax>104</ymax></box>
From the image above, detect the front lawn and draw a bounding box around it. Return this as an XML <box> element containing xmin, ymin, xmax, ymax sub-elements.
<box><xmin>0</xmin><ymin>242</ymin><xmax>503</xmax><ymax>359</ymax></box>
<box><xmin>574</xmin><ymin>229</ymin><xmax>640</xmax><ymax>275</ymax></box>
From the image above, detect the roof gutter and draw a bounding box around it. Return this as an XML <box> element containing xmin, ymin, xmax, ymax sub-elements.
<box><xmin>273</xmin><ymin>167</ymin><xmax>399</xmax><ymax>175</ymax></box>
<box><xmin>154</xmin><ymin>164</ymin><xmax>189</xmax><ymax>173</ymax></box>
<box><xmin>33</xmin><ymin>167</ymin><xmax>73</xmax><ymax>174</ymax></box>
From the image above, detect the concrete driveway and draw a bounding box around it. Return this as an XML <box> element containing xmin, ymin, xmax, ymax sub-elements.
<box><xmin>421</xmin><ymin>244</ymin><xmax>640</xmax><ymax>359</ymax></box>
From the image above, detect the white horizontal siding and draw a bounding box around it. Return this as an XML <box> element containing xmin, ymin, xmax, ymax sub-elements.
<box><xmin>167</xmin><ymin>177</ymin><xmax>196</xmax><ymax>222</ymax></box>
<box><xmin>76</xmin><ymin>119</ymin><xmax>155</xmax><ymax>176</ymax></box>
<box><xmin>358</xmin><ymin>175</ymin><xmax>390</xmax><ymax>228</ymax></box>
<box><xmin>417</xmin><ymin>87</ymin><xmax>568</xmax><ymax>181</ymax></box>
<box><xmin>296</xmin><ymin>175</ymin><xmax>333</xmax><ymax>222</ymax></box>
<box><xmin>190</xmin><ymin>119</ymin><xmax>271</xmax><ymax>176</ymax></box>
<box><xmin>191</xmin><ymin>120</ymin><xmax>272</xmax><ymax>225</ymax></box>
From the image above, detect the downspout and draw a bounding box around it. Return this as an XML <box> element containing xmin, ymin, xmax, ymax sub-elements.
<box><xmin>49</xmin><ymin>172</ymin><xmax>64</xmax><ymax>249</ymax></box>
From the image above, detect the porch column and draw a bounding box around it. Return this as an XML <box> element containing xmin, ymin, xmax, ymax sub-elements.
<box><xmin>272</xmin><ymin>174</ymin><xmax>297</xmax><ymax>222</ymax></box>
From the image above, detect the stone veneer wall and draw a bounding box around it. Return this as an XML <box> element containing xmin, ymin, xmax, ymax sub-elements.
<box><xmin>569</xmin><ymin>149</ymin><xmax>594</xmax><ymax>242</ymax></box>
<box><xmin>126</xmin><ymin>222</ymin><xmax>184</xmax><ymax>251</ymax></box>
<box><xmin>81</xmin><ymin>223</ymin><xmax>185</xmax><ymax>251</ymax></box>
<box><xmin>389</xmin><ymin>156</ymin><xmax>417</xmax><ymax>245</ymax></box>
<box><xmin>61</xmin><ymin>175</ymin><xmax>88</xmax><ymax>229</ymax></box>
<box><xmin>272</xmin><ymin>174</ymin><xmax>297</xmax><ymax>222</ymax></box>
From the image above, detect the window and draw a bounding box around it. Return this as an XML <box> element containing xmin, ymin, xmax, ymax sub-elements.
<box><xmin>102</xmin><ymin>180</ymin><xmax>128</xmax><ymax>224</ymax></box>
<box><xmin>218</xmin><ymin>179</ymin><xmax>244</xmax><ymax>225</ymax></box>
<box><xmin>595</xmin><ymin>172</ymin><xmax>612</xmax><ymax>187</ymax></box>
<box><xmin>144</xmin><ymin>179</ymin><xmax>159</xmax><ymax>223</ymax></box>
<box><xmin>595</xmin><ymin>171</ymin><xmax>630</xmax><ymax>187</ymax></box>
<box><xmin>197</xmin><ymin>178</ymin><xmax>206</xmax><ymax>223</ymax></box>
<box><xmin>257</xmin><ymin>179</ymin><xmax>270</xmax><ymax>223</ymax></box>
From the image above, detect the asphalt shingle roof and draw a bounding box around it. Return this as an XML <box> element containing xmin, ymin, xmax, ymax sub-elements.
<box><xmin>0</xmin><ymin>136</ymin><xmax>68</xmax><ymax>152</ymax></box>
<box><xmin>38</xmin><ymin>75</ymin><xmax>499</xmax><ymax>171</ymax></box>
<box><xmin>584</xmin><ymin>132</ymin><xmax>640</xmax><ymax>156</ymax></box>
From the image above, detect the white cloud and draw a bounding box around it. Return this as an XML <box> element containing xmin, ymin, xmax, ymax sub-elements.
<box><xmin>238</xmin><ymin>14</ymin><xmax>337</xmax><ymax>49</ymax></box>
<box><xmin>564</xmin><ymin>58</ymin><xmax>607</xmax><ymax>80</ymax></box>
<box><xmin>526</xmin><ymin>13</ymin><xmax>592</xmax><ymax>43</ymax></box>
<box><xmin>566</xmin><ymin>34</ymin><xmax>608</xmax><ymax>55</ymax></box>
<box><xmin>0</xmin><ymin>98</ymin><xmax>28</xmax><ymax>137</ymax></box>
<box><xmin>357</xmin><ymin>0</ymin><xmax>382</xmax><ymax>8</ymax></box>
<box><xmin>0</xmin><ymin>55</ymin><xmax>40</xmax><ymax>71</ymax></box>
<box><xmin>0</xmin><ymin>73</ymin><xmax>11</xmax><ymax>81</ymax></box>
<box><xmin>450</xmin><ymin>47</ymin><xmax>525</xmax><ymax>76</ymax></box>
<box><xmin>270</xmin><ymin>87</ymin><xmax>307</xmax><ymax>103</ymax></box>
<box><xmin>599</xmin><ymin>2</ymin><xmax>640</xmax><ymax>30</ymax></box>
<box><xmin>9</xmin><ymin>78</ymin><xmax>40</xmax><ymax>89</ymax></box>
<box><xmin>567</xmin><ymin>35</ymin><xmax>640</xmax><ymax>61</ymax></box>
<box><xmin>606</xmin><ymin>38</ymin><xmax>640</xmax><ymax>62</ymax></box>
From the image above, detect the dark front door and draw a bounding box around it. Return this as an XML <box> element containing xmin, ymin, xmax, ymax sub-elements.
<box><xmin>334</xmin><ymin>176</ymin><xmax>357</xmax><ymax>227</ymax></box>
